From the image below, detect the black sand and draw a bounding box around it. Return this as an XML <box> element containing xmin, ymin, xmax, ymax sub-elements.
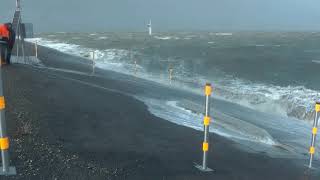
<box><xmin>1</xmin><ymin>43</ymin><xmax>319</xmax><ymax>179</ymax></box>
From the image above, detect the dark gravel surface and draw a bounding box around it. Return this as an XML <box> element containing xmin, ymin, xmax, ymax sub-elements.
<box><xmin>0</xmin><ymin>43</ymin><xmax>319</xmax><ymax>179</ymax></box>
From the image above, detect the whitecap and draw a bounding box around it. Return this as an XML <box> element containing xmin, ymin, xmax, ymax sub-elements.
<box><xmin>98</xmin><ymin>36</ymin><xmax>108</xmax><ymax>40</ymax></box>
<box><xmin>215</xmin><ymin>33</ymin><xmax>233</xmax><ymax>36</ymax></box>
<box><xmin>154</xmin><ymin>36</ymin><xmax>172</xmax><ymax>40</ymax></box>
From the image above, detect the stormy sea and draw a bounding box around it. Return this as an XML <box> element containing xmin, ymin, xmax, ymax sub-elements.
<box><xmin>26</xmin><ymin>31</ymin><xmax>320</xmax><ymax>159</ymax></box>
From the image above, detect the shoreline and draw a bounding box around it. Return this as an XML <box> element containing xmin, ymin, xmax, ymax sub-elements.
<box><xmin>2</xmin><ymin>43</ymin><xmax>320</xmax><ymax>179</ymax></box>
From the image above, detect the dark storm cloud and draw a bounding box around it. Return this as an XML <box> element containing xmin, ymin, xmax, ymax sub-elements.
<box><xmin>0</xmin><ymin>0</ymin><xmax>319</xmax><ymax>32</ymax></box>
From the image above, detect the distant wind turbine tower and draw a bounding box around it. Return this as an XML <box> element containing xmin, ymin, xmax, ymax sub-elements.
<box><xmin>147</xmin><ymin>20</ymin><xmax>152</xmax><ymax>36</ymax></box>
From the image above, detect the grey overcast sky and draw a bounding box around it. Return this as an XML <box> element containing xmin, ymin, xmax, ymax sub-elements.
<box><xmin>0</xmin><ymin>0</ymin><xmax>319</xmax><ymax>32</ymax></box>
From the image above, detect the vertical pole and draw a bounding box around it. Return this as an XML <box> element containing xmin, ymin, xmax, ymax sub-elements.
<box><xmin>35</xmin><ymin>41</ymin><xmax>38</xmax><ymax>58</ymax></box>
<box><xmin>134</xmin><ymin>60</ymin><xmax>137</xmax><ymax>75</ymax></box>
<box><xmin>16</xmin><ymin>21</ymin><xmax>20</xmax><ymax>58</ymax></box>
<box><xmin>21</xmin><ymin>38</ymin><xmax>25</xmax><ymax>63</ymax></box>
<box><xmin>16</xmin><ymin>0</ymin><xmax>21</xmax><ymax>10</ymax></box>
<box><xmin>92</xmin><ymin>51</ymin><xmax>95</xmax><ymax>75</ymax></box>
<box><xmin>202</xmin><ymin>83</ymin><xmax>212</xmax><ymax>170</ymax></box>
<box><xmin>308</xmin><ymin>102</ymin><xmax>320</xmax><ymax>168</ymax></box>
<box><xmin>0</xmin><ymin>44</ymin><xmax>16</xmax><ymax>176</ymax></box>
<box><xmin>169</xmin><ymin>67</ymin><xmax>173</xmax><ymax>84</ymax></box>
<box><xmin>16</xmin><ymin>36</ymin><xmax>19</xmax><ymax>58</ymax></box>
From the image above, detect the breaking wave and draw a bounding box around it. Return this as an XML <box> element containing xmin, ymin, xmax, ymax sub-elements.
<box><xmin>154</xmin><ymin>36</ymin><xmax>172</xmax><ymax>40</ymax></box>
<box><xmin>25</xmin><ymin>36</ymin><xmax>320</xmax><ymax>122</ymax></box>
<box><xmin>139</xmin><ymin>97</ymin><xmax>277</xmax><ymax>146</ymax></box>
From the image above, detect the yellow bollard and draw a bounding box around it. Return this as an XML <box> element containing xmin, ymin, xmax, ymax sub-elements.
<box><xmin>0</xmin><ymin>43</ymin><xmax>16</xmax><ymax>176</ymax></box>
<box><xmin>195</xmin><ymin>83</ymin><xmax>213</xmax><ymax>172</ymax></box>
<box><xmin>308</xmin><ymin>102</ymin><xmax>320</xmax><ymax>168</ymax></box>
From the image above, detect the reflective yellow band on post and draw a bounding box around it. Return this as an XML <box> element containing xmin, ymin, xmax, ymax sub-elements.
<box><xmin>310</xmin><ymin>146</ymin><xmax>315</xmax><ymax>154</ymax></box>
<box><xmin>0</xmin><ymin>96</ymin><xmax>5</xmax><ymax>110</ymax></box>
<box><xmin>205</xmin><ymin>84</ymin><xmax>212</xmax><ymax>96</ymax></box>
<box><xmin>316</xmin><ymin>103</ymin><xmax>320</xmax><ymax>112</ymax></box>
<box><xmin>0</xmin><ymin>137</ymin><xmax>9</xmax><ymax>150</ymax></box>
<box><xmin>203</xmin><ymin>142</ymin><xmax>209</xmax><ymax>152</ymax></box>
<box><xmin>312</xmin><ymin>127</ymin><xmax>318</xmax><ymax>135</ymax></box>
<box><xmin>203</xmin><ymin>116</ymin><xmax>211</xmax><ymax>126</ymax></box>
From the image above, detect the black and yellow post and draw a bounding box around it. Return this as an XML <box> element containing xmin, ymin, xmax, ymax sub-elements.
<box><xmin>308</xmin><ymin>102</ymin><xmax>320</xmax><ymax>168</ymax></box>
<box><xmin>0</xmin><ymin>42</ymin><xmax>16</xmax><ymax>176</ymax></box>
<box><xmin>195</xmin><ymin>83</ymin><xmax>213</xmax><ymax>172</ymax></box>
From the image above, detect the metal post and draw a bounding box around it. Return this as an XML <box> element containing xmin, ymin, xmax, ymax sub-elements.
<box><xmin>134</xmin><ymin>60</ymin><xmax>137</xmax><ymax>75</ymax></box>
<box><xmin>16</xmin><ymin>37</ymin><xmax>19</xmax><ymax>58</ymax></box>
<box><xmin>202</xmin><ymin>83</ymin><xmax>211</xmax><ymax>170</ymax></box>
<box><xmin>0</xmin><ymin>44</ymin><xmax>16</xmax><ymax>176</ymax></box>
<box><xmin>16</xmin><ymin>17</ymin><xmax>20</xmax><ymax>58</ymax></box>
<box><xmin>308</xmin><ymin>102</ymin><xmax>320</xmax><ymax>168</ymax></box>
<box><xmin>195</xmin><ymin>83</ymin><xmax>213</xmax><ymax>172</ymax></box>
<box><xmin>16</xmin><ymin>0</ymin><xmax>21</xmax><ymax>10</ymax></box>
<box><xmin>35</xmin><ymin>41</ymin><xmax>38</xmax><ymax>58</ymax></box>
<box><xmin>169</xmin><ymin>67</ymin><xmax>173</xmax><ymax>84</ymax></box>
<box><xmin>21</xmin><ymin>38</ymin><xmax>25</xmax><ymax>63</ymax></box>
<box><xmin>91</xmin><ymin>51</ymin><xmax>95</xmax><ymax>75</ymax></box>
